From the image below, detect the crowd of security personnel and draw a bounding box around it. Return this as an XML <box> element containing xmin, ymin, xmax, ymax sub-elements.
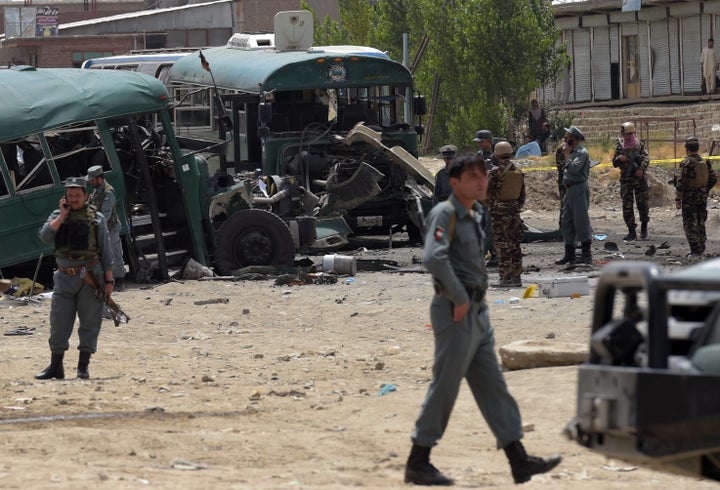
<box><xmin>434</xmin><ymin>122</ymin><xmax>718</xmax><ymax>278</ymax></box>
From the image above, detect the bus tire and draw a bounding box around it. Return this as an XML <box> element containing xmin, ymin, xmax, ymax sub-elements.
<box><xmin>215</xmin><ymin>209</ymin><xmax>295</xmax><ymax>274</ymax></box>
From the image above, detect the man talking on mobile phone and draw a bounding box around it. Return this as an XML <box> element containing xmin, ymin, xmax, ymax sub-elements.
<box><xmin>35</xmin><ymin>176</ymin><xmax>114</xmax><ymax>380</ymax></box>
<box><xmin>555</xmin><ymin>126</ymin><xmax>593</xmax><ymax>266</ymax></box>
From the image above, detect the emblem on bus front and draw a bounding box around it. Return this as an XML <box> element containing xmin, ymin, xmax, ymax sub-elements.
<box><xmin>328</xmin><ymin>63</ymin><xmax>347</xmax><ymax>82</ymax></box>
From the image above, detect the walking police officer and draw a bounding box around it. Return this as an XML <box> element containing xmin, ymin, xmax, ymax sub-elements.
<box><xmin>612</xmin><ymin>122</ymin><xmax>650</xmax><ymax>241</ymax></box>
<box><xmin>405</xmin><ymin>153</ymin><xmax>561</xmax><ymax>486</ymax></box>
<box><xmin>674</xmin><ymin>137</ymin><xmax>717</xmax><ymax>258</ymax></box>
<box><xmin>35</xmin><ymin>177</ymin><xmax>114</xmax><ymax>380</ymax></box>
<box><xmin>487</xmin><ymin>141</ymin><xmax>525</xmax><ymax>287</ymax></box>
<box><xmin>555</xmin><ymin>126</ymin><xmax>593</xmax><ymax>266</ymax></box>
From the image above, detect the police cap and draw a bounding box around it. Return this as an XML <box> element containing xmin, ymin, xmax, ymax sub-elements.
<box><xmin>86</xmin><ymin>165</ymin><xmax>104</xmax><ymax>180</ymax></box>
<box><xmin>439</xmin><ymin>144</ymin><xmax>457</xmax><ymax>158</ymax></box>
<box><xmin>685</xmin><ymin>136</ymin><xmax>699</xmax><ymax>147</ymax></box>
<box><xmin>563</xmin><ymin>125</ymin><xmax>585</xmax><ymax>141</ymax></box>
<box><xmin>64</xmin><ymin>177</ymin><xmax>87</xmax><ymax>189</ymax></box>
<box><xmin>473</xmin><ymin>130</ymin><xmax>492</xmax><ymax>142</ymax></box>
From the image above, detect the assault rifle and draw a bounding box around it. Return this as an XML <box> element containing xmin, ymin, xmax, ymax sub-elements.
<box><xmin>83</xmin><ymin>271</ymin><xmax>130</xmax><ymax>327</ymax></box>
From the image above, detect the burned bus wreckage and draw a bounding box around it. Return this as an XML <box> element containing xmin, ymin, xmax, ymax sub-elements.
<box><xmin>1</xmin><ymin>12</ymin><xmax>433</xmax><ymax>282</ymax></box>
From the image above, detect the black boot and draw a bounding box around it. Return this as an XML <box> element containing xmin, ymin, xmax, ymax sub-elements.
<box><xmin>404</xmin><ymin>443</ymin><xmax>454</xmax><ymax>486</ymax></box>
<box><xmin>35</xmin><ymin>352</ymin><xmax>65</xmax><ymax>380</ymax></box>
<box><xmin>640</xmin><ymin>222</ymin><xmax>648</xmax><ymax>240</ymax></box>
<box><xmin>623</xmin><ymin>226</ymin><xmax>637</xmax><ymax>241</ymax></box>
<box><xmin>577</xmin><ymin>241</ymin><xmax>592</xmax><ymax>264</ymax></box>
<box><xmin>504</xmin><ymin>440</ymin><xmax>561</xmax><ymax>484</ymax></box>
<box><xmin>486</xmin><ymin>249</ymin><xmax>499</xmax><ymax>268</ymax></box>
<box><xmin>554</xmin><ymin>245</ymin><xmax>576</xmax><ymax>265</ymax></box>
<box><xmin>77</xmin><ymin>351</ymin><xmax>91</xmax><ymax>379</ymax></box>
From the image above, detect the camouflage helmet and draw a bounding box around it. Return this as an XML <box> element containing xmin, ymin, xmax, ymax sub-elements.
<box><xmin>621</xmin><ymin>122</ymin><xmax>636</xmax><ymax>135</ymax></box>
<box><xmin>494</xmin><ymin>141</ymin><xmax>514</xmax><ymax>157</ymax></box>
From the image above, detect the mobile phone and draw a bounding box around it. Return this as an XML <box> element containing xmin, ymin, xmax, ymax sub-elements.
<box><xmin>61</xmin><ymin>194</ymin><xmax>69</xmax><ymax>210</ymax></box>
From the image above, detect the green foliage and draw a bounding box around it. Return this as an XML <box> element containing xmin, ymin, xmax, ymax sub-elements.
<box><xmin>301</xmin><ymin>0</ymin><xmax>566</xmax><ymax>155</ymax></box>
<box><xmin>545</xmin><ymin>106</ymin><xmax>575</xmax><ymax>142</ymax></box>
<box><xmin>303</xmin><ymin>0</ymin><xmax>374</xmax><ymax>46</ymax></box>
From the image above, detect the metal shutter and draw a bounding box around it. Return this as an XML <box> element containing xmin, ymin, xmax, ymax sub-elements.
<box><xmin>592</xmin><ymin>27</ymin><xmax>612</xmax><ymax>100</ymax></box>
<box><xmin>639</xmin><ymin>22</ymin><xmax>651</xmax><ymax>97</ymax></box>
<box><xmin>650</xmin><ymin>19</ymin><xmax>671</xmax><ymax>96</ymax></box>
<box><xmin>572</xmin><ymin>29</ymin><xmax>592</xmax><ymax>102</ymax></box>
<box><xmin>682</xmin><ymin>16</ymin><xmax>703</xmax><ymax>94</ymax></box>
<box><xmin>668</xmin><ymin>18</ymin><xmax>681</xmax><ymax>95</ymax></box>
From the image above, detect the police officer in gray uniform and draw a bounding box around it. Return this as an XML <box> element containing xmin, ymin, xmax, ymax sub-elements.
<box><xmin>433</xmin><ymin>144</ymin><xmax>456</xmax><ymax>205</ymax></box>
<box><xmin>87</xmin><ymin>165</ymin><xmax>126</xmax><ymax>290</ymax></box>
<box><xmin>404</xmin><ymin>153</ymin><xmax>561</xmax><ymax>486</ymax></box>
<box><xmin>35</xmin><ymin>177</ymin><xmax>114</xmax><ymax>380</ymax></box>
<box><xmin>555</xmin><ymin>126</ymin><xmax>593</xmax><ymax>266</ymax></box>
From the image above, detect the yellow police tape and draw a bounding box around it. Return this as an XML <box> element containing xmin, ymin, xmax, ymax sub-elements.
<box><xmin>524</xmin><ymin>155</ymin><xmax>720</xmax><ymax>172</ymax></box>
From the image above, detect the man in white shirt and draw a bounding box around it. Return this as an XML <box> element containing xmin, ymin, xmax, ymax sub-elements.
<box><xmin>701</xmin><ymin>38</ymin><xmax>719</xmax><ymax>94</ymax></box>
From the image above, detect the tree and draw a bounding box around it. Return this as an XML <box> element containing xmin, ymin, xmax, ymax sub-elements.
<box><xmin>302</xmin><ymin>0</ymin><xmax>374</xmax><ymax>46</ymax></box>
<box><xmin>300</xmin><ymin>0</ymin><xmax>566</xmax><ymax>154</ymax></box>
<box><xmin>372</xmin><ymin>0</ymin><xmax>566</xmax><ymax>153</ymax></box>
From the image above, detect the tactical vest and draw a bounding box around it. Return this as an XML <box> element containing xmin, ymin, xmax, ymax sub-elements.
<box><xmin>688</xmin><ymin>156</ymin><xmax>709</xmax><ymax>189</ymax></box>
<box><xmin>54</xmin><ymin>205</ymin><xmax>99</xmax><ymax>261</ymax></box>
<box><xmin>90</xmin><ymin>181</ymin><xmax>118</xmax><ymax>230</ymax></box>
<box><xmin>495</xmin><ymin>164</ymin><xmax>523</xmax><ymax>201</ymax></box>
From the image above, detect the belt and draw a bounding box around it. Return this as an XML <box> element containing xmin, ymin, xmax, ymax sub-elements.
<box><xmin>465</xmin><ymin>286</ymin><xmax>486</xmax><ymax>303</ymax></box>
<box><xmin>58</xmin><ymin>259</ymin><xmax>99</xmax><ymax>276</ymax></box>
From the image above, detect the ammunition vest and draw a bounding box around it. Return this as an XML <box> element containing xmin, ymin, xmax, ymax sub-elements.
<box><xmin>54</xmin><ymin>205</ymin><xmax>99</xmax><ymax>261</ymax></box>
<box><xmin>495</xmin><ymin>164</ymin><xmax>523</xmax><ymax>201</ymax></box>
<box><xmin>90</xmin><ymin>181</ymin><xmax>118</xmax><ymax>230</ymax></box>
<box><xmin>688</xmin><ymin>156</ymin><xmax>709</xmax><ymax>189</ymax></box>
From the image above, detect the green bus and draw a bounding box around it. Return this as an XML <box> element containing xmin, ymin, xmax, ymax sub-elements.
<box><xmin>0</xmin><ymin>66</ymin><xmax>351</xmax><ymax>281</ymax></box>
<box><xmin>168</xmin><ymin>40</ymin><xmax>433</xmax><ymax>240</ymax></box>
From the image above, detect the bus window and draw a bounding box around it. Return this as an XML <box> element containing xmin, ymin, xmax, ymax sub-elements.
<box><xmin>0</xmin><ymin>144</ymin><xmax>14</xmax><ymax>197</ymax></box>
<box><xmin>173</xmin><ymin>86</ymin><xmax>212</xmax><ymax>131</ymax></box>
<box><xmin>15</xmin><ymin>138</ymin><xmax>53</xmax><ymax>192</ymax></box>
<box><xmin>45</xmin><ymin>125</ymin><xmax>107</xmax><ymax>181</ymax></box>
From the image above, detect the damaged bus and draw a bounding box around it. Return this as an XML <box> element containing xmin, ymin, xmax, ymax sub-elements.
<box><xmin>167</xmin><ymin>10</ymin><xmax>433</xmax><ymax>241</ymax></box>
<box><xmin>0</xmin><ymin>65</ymin><xmax>357</xmax><ymax>282</ymax></box>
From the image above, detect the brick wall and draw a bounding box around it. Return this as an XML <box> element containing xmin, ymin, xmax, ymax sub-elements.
<box><xmin>566</xmin><ymin>101</ymin><xmax>720</xmax><ymax>155</ymax></box>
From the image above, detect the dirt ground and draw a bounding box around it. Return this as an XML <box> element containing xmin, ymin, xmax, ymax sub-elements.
<box><xmin>1</xmin><ymin>165</ymin><xmax>720</xmax><ymax>489</ymax></box>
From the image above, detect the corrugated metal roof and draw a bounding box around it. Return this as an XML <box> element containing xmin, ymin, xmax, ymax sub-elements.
<box><xmin>59</xmin><ymin>0</ymin><xmax>231</xmax><ymax>31</ymax></box>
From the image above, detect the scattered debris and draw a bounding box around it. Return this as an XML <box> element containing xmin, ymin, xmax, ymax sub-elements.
<box><xmin>604</xmin><ymin>241</ymin><xmax>619</xmax><ymax>251</ymax></box>
<box><xmin>4</xmin><ymin>326</ymin><xmax>35</xmax><ymax>336</ymax></box>
<box><xmin>378</xmin><ymin>383</ymin><xmax>397</xmax><ymax>396</ymax></box>
<box><xmin>170</xmin><ymin>457</ymin><xmax>207</xmax><ymax>471</ymax></box>
<box><xmin>193</xmin><ymin>298</ymin><xmax>229</xmax><ymax>305</ymax></box>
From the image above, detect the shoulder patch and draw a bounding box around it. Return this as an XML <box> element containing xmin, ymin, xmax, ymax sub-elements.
<box><xmin>434</xmin><ymin>227</ymin><xmax>446</xmax><ymax>242</ymax></box>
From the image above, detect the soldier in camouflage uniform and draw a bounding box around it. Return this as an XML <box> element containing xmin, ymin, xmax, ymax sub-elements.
<box><xmin>612</xmin><ymin>122</ymin><xmax>650</xmax><ymax>241</ymax></box>
<box><xmin>487</xmin><ymin>142</ymin><xmax>525</xmax><ymax>288</ymax></box>
<box><xmin>674</xmin><ymin>137</ymin><xmax>717</xmax><ymax>258</ymax></box>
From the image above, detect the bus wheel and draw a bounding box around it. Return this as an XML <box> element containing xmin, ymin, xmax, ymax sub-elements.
<box><xmin>215</xmin><ymin>209</ymin><xmax>295</xmax><ymax>275</ymax></box>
